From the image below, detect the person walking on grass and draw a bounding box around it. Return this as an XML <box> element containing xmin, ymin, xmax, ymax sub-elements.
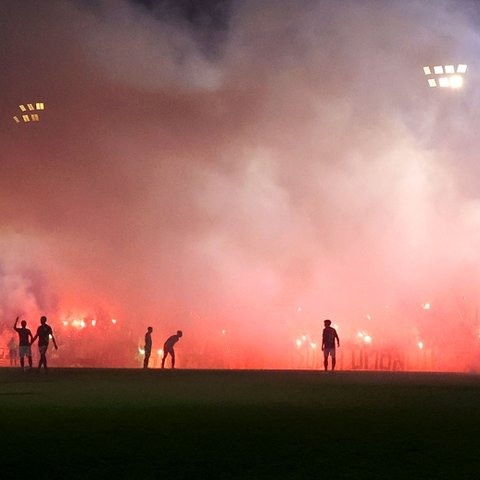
<box><xmin>143</xmin><ymin>326</ymin><xmax>153</xmax><ymax>369</ymax></box>
<box><xmin>31</xmin><ymin>316</ymin><xmax>58</xmax><ymax>370</ymax></box>
<box><xmin>161</xmin><ymin>330</ymin><xmax>183</xmax><ymax>369</ymax></box>
<box><xmin>13</xmin><ymin>316</ymin><xmax>33</xmax><ymax>370</ymax></box>
<box><xmin>322</xmin><ymin>319</ymin><xmax>340</xmax><ymax>371</ymax></box>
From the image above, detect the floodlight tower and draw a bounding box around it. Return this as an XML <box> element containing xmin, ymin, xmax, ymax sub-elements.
<box><xmin>423</xmin><ymin>64</ymin><xmax>468</xmax><ymax>89</ymax></box>
<box><xmin>12</xmin><ymin>102</ymin><xmax>45</xmax><ymax>124</ymax></box>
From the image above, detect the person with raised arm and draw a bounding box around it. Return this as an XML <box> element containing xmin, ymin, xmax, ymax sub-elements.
<box><xmin>13</xmin><ymin>317</ymin><xmax>33</xmax><ymax>370</ymax></box>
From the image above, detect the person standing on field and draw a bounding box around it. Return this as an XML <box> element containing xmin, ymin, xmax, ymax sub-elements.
<box><xmin>322</xmin><ymin>319</ymin><xmax>340</xmax><ymax>371</ymax></box>
<box><xmin>8</xmin><ymin>336</ymin><xmax>18</xmax><ymax>366</ymax></box>
<box><xmin>31</xmin><ymin>316</ymin><xmax>58</xmax><ymax>370</ymax></box>
<box><xmin>161</xmin><ymin>330</ymin><xmax>183</xmax><ymax>369</ymax></box>
<box><xmin>143</xmin><ymin>326</ymin><xmax>153</xmax><ymax>369</ymax></box>
<box><xmin>13</xmin><ymin>316</ymin><xmax>33</xmax><ymax>370</ymax></box>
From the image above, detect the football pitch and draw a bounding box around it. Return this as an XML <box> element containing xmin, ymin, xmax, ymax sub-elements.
<box><xmin>1</xmin><ymin>369</ymin><xmax>480</xmax><ymax>479</ymax></box>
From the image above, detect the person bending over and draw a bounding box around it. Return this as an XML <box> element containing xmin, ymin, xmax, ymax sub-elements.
<box><xmin>161</xmin><ymin>330</ymin><xmax>183</xmax><ymax>369</ymax></box>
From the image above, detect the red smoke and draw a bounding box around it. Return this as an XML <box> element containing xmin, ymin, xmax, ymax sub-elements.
<box><xmin>1</xmin><ymin>0</ymin><xmax>480</xmax><ymax>371</ymax></box>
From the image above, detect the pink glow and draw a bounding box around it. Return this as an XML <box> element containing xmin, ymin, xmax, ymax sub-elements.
<box><xmin>1</xmin><ymin>1</ymin><xmax>480</xmax><ymax>371</ymax></box>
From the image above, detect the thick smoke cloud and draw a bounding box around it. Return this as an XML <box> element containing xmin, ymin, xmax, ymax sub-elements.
<box><xmin>1</xmin><ymin>0</ymin><xmax>480</xmax><ymax>369</ymax></box>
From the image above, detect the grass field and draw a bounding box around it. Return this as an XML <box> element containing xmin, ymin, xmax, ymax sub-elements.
<box><xmin>1</xmin><ymin>369</ymin><xmax>480</xmax><ymax>479</ymax></box>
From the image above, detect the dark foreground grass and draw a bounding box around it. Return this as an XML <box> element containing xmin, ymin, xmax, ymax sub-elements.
<box><xmin>0</xmin><ymin>369</ymin><xmax>480</xmax><ymax>479</ymax></box>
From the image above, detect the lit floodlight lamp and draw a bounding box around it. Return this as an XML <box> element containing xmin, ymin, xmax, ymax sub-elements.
<box><xmin>439</xmin><ymin>77</ymin><xmax>450</xmax><ymax>87</ymax></box>
<box><xmin>13</xmin><ymin>101</ymin><xmax>45</xmax><ymax>124</ymax></box>
<box><xmin>450</xmin><ymin>75</ymin><xmax>463</xmax><ymax>89</ymax></box>
<box><xmin>423</xmin><ymin>64</ymin><xmax>467</xmax><ymax>89</ymax></box>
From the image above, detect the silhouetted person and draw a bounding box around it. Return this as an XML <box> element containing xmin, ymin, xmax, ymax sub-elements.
<box><xmin>13</xmin><ymin>316</ymin><xmax>33</xmax><ymax>370</ymax></box>
<box><xmin>143</xmin><ymin>326</ymin><xmax>153</xmax><ymax>369</ymax></box>
<box><xmin>31</xmin><ymin>316</ymin><xmax>58</xmax><ymax>370</ymax></box>
<box><xmin>8</xmin><ymin>336</ymin><xmax>18</xmax><ymax>367</ymax></box>
<box><xmin>161</xmin><ymin>330</ymin><xmax>183</xmax><ymax>369</ymax></box>
<box><xmin>322</xmin><ymin>319</ymin><xmax>340</xmax><ymax>371</ymax></box>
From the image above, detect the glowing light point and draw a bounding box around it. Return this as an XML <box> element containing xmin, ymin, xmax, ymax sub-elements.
<box><xmin>423</xmin><ymin>64</ymin><xmax>467</xmax><ymax>89</ymax></box>
<box><xmin>157</xmin><ymin>349</ymin><xmax>163</xmax><ymax>355</ymax></box>
<box><xmin>450</xmin><ymin>75</ymin><xmax>463</xmax><ymax>89</ymax></box>
<box><xmin>439</xmin><ymin>77</ymin><xmax>450</xmax><ymax>87</ymax></box>
<box><xmin>422</xmin><ymin>303</ymin><xmax>431</xmax><ymax>310</ymax></box>
<box><xmin>310</xmin><ymin>342</ymin><xmax>317</xmax><ymax>349</ymax></box>
<box><xmin>418</xmin><ymin>341</ymin><xmax>424</xmax><ymax>350</ymax></box>
<box><xmin>111</xmin><ymin>318</ymin><xmax>117</xmax><ymax>324</ymax></box>
<box><xmin>358</xmin><ymin>332</ymin><xmax>364</xmax><ymax>338</ymax></box>
<box><xmin>91</xmin><ymin>319</ymin><xmax>96</xmax><ymax>326</ymax></box>
<box><xmin>221</xmin><ymin>329</ymin><xmax>226</xmax><ymax>335</ymax></box>
<box><xmin>138</xmin><ymin>348</ymin><xmax>145</xmax><ymax>355</ymax></box>
<box><xmin>364</xmin><ymin>335</ymin><xmax>372</xmax><ymax>344</ymax></box>
<box><xmin>62</xmin><ymin>320</ymin><xmax>68</xmax><ymax>326</ymax></box>
<box><xmin>302</xmin><ymin>335</ymin><xmax>307</xmax><ymax>341</ymax></box>
<box><xmin>297</xmin><ymin>307</ymin><xmax>302</xmax><ymax>312</ymax></box>
<box><xmin>366</xmin><ymin>314</ymin><xmax>371</xmax><ymax>320</ymax></box>
<box><xmin>296</xmin><ymin>339</ymin><xmax>302</xmax><ymax>348</ymax></box>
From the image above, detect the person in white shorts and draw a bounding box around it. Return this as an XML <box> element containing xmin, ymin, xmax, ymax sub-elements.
<box><xmin>13</xmin><ymin>316</ymin><xmax>33</xmax><ymax>370</ymax></box>
<box><xmin>322</xmin><ymin>319</ymin><xmax>340</xmax><ymax>371</ymax></box>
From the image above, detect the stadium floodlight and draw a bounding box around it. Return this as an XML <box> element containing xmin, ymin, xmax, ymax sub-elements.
<box><xmin>423</xmin><ymin>64</ymin><xmax>468</xmax><ymax>89</ymax></box>
<box><xmin>12</xmin><ymin>101</ymin><xmax>46</xmax><ymax>123</ymax></box>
